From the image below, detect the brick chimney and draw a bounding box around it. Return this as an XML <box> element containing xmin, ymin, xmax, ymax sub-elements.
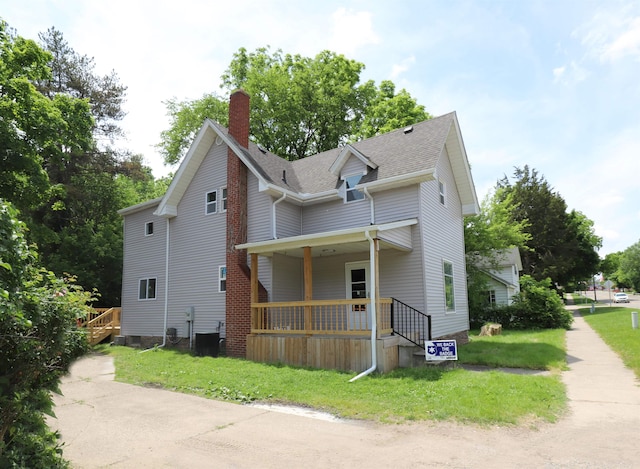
<box><xmin>225</xmin><ymin>90</ymin><xmax>252</xmax><ymax>358</ymax></box>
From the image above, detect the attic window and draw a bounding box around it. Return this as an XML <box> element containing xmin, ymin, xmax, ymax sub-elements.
<box><xmin>344</xmin><ymin>174</ymin><xmax>365</xmax><ymax>203</ymax></box>
<box><xmin>145</xmin><ymin>221</ymin><xmax>154</xmax><ymax>236</ymax></box>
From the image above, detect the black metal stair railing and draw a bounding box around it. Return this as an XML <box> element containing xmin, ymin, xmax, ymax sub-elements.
<box><xmin>390</xmin><ymin>298</ymin><xmax>432</xmax><ymax>349</ymax></box>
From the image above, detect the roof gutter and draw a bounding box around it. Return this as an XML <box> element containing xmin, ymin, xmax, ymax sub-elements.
<box><xmin>349</xmin><ymin>230</ymin><xmax>378</xmax><ymax>382</ymax></box>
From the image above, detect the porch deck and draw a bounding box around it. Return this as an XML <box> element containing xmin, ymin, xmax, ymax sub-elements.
<box><xmin>247</xmin><ymin>298</ymin><xmax>399</xmax><ymax>372</ymax></box>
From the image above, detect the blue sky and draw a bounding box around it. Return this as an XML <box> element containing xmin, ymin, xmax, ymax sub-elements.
<box><xmin>3</xmin><ymin>0</ymin><xmax>639</xmax><ymax>256</ymax></box>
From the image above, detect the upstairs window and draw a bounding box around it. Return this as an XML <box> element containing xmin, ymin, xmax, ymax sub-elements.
<box><xmin>138</xmin><ymin>278</ymin><xmax>157</xmax><ymax>300</ymax></box>
<box><xmin>443</xmin><ymin>261</ymin><xmax>455</xmax><ymax>311</ymax></box>
<box><xmin>344</xmin><ymin>174</ymin><xmax>365</xmax><ymax>203</ymax></box>
<box><xmin>145</xmin><ymin>221</ymin><xmax>154</xmax><ymax>236</ymax></box>
<box><xmin>439</xmin><ymin>180</ymin><xmax>446</xmax><ymax>205</ymax></box>
<box><xmin>206</xmin><ymin>190</ymin><xmax>217</xmax><ymax>214</ymax></box>
<box><xmin>219</xmin><ymin>266</ymin><xmax>227</xmax><ymax>292</ymax></box>
<box><xmin>221</xmin><ymin>187</ymin><xmax>228</xmax><ymax>212</ymax></box>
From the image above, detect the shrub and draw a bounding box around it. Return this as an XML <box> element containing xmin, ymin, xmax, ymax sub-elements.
<box><xmin>0</xmin><ymin>200</ymin><xmax>91</xmax><ymax>467</ymax></box>
<box><xmin>470</xmin><ymin>275</ymin><xmax>573</xmax><ymax>330</ymax></box>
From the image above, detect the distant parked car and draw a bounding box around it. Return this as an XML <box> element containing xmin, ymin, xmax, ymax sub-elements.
<box><xmin>613</xmin><ymin>292</ymin><xmax>629</xmax><ymax>303</ymax></box>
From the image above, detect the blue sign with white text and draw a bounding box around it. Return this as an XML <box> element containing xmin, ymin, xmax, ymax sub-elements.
<box><xmin>425</xmin><ymin>340</ymin><xmax>458</xmax><ymax>361</ymax></box>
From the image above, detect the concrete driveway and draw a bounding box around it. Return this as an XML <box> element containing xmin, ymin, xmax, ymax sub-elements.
<box><xmin>51</xmin><ymin>306</ymin><xmax>640</xmax><ymax>468</ymax></box>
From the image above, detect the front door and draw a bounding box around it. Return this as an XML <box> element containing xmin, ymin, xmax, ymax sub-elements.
<box><xmin>345</xmin><ymin>261</ymin><xmax>370</xmax><ymax>330</ymax></box>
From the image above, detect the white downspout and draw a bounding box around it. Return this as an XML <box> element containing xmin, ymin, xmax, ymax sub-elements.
<box><xmin>349</xmin><ymin>230</ymin><xmax>377</xmax><ymax>382</ymax></box>
<box><xmin>142</xmin><ymin>216</ymin><xmax>170</xmax><ymax>353</ymax></box>
<box><xmin>363</xmin><ymin>187</ymin><xmax>374</xmax><ymax>225</ymax></box>
<box><xmin>272</xmin><ymin>193</ymin><xmax>287</xmax><ymax>239</ymax></box>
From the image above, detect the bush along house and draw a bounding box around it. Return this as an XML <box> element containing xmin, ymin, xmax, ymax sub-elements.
<box><xmin>118</xmin><ymin>90</ymin><xmax>479</xmax><ymax>374</ymax></box>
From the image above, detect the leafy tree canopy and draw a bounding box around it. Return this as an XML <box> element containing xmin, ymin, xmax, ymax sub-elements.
<box><xmin>159</xmin><ymin>46</ymin><xmax>430</xmax><ymax>165</ymax></box>
<box><xmin>619</xmin><ymin>240</ymin><xmax>640</xmax><ymax>291</ymax></box>
<box><xmin>495</xmin><ymin>165</ymin><xmax>601</xmax><ymax>287</ymax></box>
<box><xmin>0</xmin><ymin>21</ymin><xmax>93</xmax><ymax>212</ymax></box>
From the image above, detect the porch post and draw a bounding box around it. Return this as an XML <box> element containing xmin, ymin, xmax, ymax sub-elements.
<box><xmin>251</xmin><ymin>253</ymin><xmax>258</xmax><ymax>330</ymax></box>
<box><xmin>373</xmin><ymin>238</ymin><xmax>381</xmax><ymax>338</ymax></box>
<box><xmin>304</xmin><ymin>246</ymin><xmax>313</xmax><ymax>335</ymax></box>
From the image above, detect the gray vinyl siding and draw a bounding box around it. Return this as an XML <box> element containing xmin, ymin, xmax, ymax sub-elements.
<box><xmin>166</xmin><ymin>141</ymin><xmax>228</xmax><ymax>337</ymax></box>
<box><xmin>373</xmin><ymin>185</ymin><xmax>420</xmax><ymax>224</ymax></box>
<box><xmin>271</xmin><ymin>253</ymin><xmax>303</xmax><ymax>301</ymax></box>
<box><xmin>275</xmin><ymin>200</ymin><xmax>302</xmax><ymax>238</ymax></box>
<box><xmin>419</xmin><ymin>146</ymin><xmax>469</xmax><ymax>338</ymax></box>
<box><xmin>247</xmin><ymin>172</ymin><xmax>272</xmax><ymax>243</ymax></box>
<box><xmin>341</xmin><ymin>155</ymin><xmax>367</xmax><ymax>176</ymax></box>
<box><xmin>121</xmin><ymin>205</ymin><xmax>166</xmax><ymax>336</ymax></box>
<box><xmin>302</xmin><ymin>198</ymin><xmax>370</xmax><ymax>235</ymax></box>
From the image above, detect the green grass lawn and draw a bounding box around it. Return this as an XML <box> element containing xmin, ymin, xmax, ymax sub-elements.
<box><xmin>459</xmin><ymin>329</ymin><xmax>567</xmax><ymax>372</ymax></box>
<box><xmin>102</xmin><ymin>328</ymin><xmax>568</xmax><ymax>426</ymax></box>
<box><xmin>580</xmin><ymin>305</ymin><xmax>640</xmax><ymax>378</ymax></box>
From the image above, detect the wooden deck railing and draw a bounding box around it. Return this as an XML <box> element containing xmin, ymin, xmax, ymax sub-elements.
<box><xmin>251</xmin><ymin>298</ymin><xmax>392</xmax><ymax>337</ymax></box>
<box><xmin>85</xmin><ymin>307</ymin><xmax>121</xmax><ymax>345</ymax></box>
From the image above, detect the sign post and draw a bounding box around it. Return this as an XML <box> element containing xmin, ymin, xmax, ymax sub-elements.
<box><xmin>425</xmin><ymin>340</ymin><xmax>458</xmax><ymax>361</ymax></box>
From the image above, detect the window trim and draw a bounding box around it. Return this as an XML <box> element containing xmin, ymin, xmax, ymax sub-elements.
<box><xmin>205</xmin><ymin>190</ymin><xmax>218</xmax><ymax>214</ymax></box>
<box><xmin>439</xmin><ymin>180</ymin><xmax>446</xmax><ymax>206</ymax></box>
<box><xmin>342</xmin><ymin>172</ymin><xmax>366</xmax><ymax>204</ymax></box>
<box><xmin>218</xmin><ymin>265</ymin><xmax>227</xmax><ymax>293</ymax></box>
<box><xmin>443</xmin><ymin>260</ymin><xmax>455</xmax><ymax>312</ymax></box>
<box><xmin>138</xmin><ymin>277</ymin><xmax>157</xmax><ymax>301</ymax></box>
<box><xmin>144</xmin><ymin>221</ymin><xmax>154</xmax><ymax>236</ymax></box>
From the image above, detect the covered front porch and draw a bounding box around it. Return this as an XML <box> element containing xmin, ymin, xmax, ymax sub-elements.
<box><xmin>238</xmin><ymin>219</ymin><xmax>424</xmax><ymax>373</ymax></box>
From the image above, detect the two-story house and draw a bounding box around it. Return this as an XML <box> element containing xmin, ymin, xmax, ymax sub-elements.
<box><xmin>118</xmin><ymin>90</ymin><xmax>479</xmax><ymax>374</ymax></box>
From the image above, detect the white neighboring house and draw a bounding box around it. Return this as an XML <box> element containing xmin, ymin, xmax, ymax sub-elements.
<box><xmin>479</xmin><ymin>247</ymin><xmax>523</xmax><ymax>306</ymax></box>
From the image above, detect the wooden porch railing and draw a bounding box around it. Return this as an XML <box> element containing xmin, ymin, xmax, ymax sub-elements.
<box><xmin>251</xmin><ymin>298</ymin><xmax>392</xmax><ymax>338</ymax></box>
<box><xmin>85</xmin><ymin>307</ymin><xmax>121</xmax><ymax>345</ymax></box>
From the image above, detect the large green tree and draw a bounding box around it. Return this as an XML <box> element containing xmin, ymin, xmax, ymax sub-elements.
<box><xmin>464</xmin><ymin>187</ymin><xmax>530</xmax><ymax>313</ymax></box>
<box><xmin>495</xmin><ymin>166</ymin><xmax>600</xmax><ymax>288</ymax></box>
<box><xmin>619</xmin><ymin>240</ymin><xmax>640</xmax><ymax>291</ymax></box>
<box><xmin>159</xmin><ymin>46</ymin><xmax>430</xmax><ymax>165</ymax></box>
<box><xmin>0</xmin><ymin>22</ymin><xmax>93</xmax><ymax>213</ymax></box>
<box><xmin>28</xmin><ymin>27</ymin><xmax>160</xmax><ymax>305</ymax></box>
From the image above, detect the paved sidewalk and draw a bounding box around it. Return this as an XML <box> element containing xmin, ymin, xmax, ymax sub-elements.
<box><xmin>50</xmin><ymin>307</ymin><xmax>640</xmax><ymax>468</ymax></box>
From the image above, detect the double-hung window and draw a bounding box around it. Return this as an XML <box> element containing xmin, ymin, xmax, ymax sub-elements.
<box><xmin>221</xmin><ymin>187</ymin><xmax>228</xmax><ymax>212</ymax></box>
<box><xmin>344</xmin><ymin>174</ymin><xmax>365</xmax><ymax>203</ymax></box>
<box><xmin>219</xmin><ymin>266</ymin><xmax>227</xmax><ymax>292</ymax></box>
<box><xmin>138</xmin><ymin>278</ymin><xmax>157</xmax><ymax>300</ymax></box>
<box><xmin>206</xmin><ymin>190</ymin><xmax>217</xmax><ymax>214</ymax></box>
<box><xmin>439</xmin><ymin>180</ymin><xmax>446</xmax><ymax>205</ymax></box>
<box><xmin>443</xmin><ymin>261</ymin><xmax>455</xmax><ymax>311</ymax></box>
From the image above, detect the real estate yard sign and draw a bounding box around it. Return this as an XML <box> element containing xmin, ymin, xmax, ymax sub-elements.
<box><xmin>425</xmin><ymin>340</ymin><xmax>458</xmax><ymax>361</ymax></box>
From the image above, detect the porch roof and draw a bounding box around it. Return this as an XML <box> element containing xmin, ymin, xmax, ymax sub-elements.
<box><xmin>237</xmin><ymin>218</ymin><xmax>418</xmax><ymax>258</ymax></box>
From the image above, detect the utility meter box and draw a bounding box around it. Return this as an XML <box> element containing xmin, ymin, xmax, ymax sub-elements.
<box><xmin>185</xmin><ymin>306</ymin><xmax>195</xmax><ymax>322</ymax></box>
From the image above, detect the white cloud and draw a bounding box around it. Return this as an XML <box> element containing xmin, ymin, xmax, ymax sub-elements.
<box><xmin>552</xmin><ymin>61</ymin><xmax>588</xmax><ymax>85</ymax></box>
<box><xmin>575</xmin><ymin>5</ymin><xmax>640</xmax><ymax>63</ymax></box>
<box><xmin>390</xmin><ymin>55</ymin><xmax>415</xmax><ymax>80</ymax></box>
<box><xmin>328</xmin><ymin>7</ymin><xmax>380</xmax><ymax>56</ymax></box>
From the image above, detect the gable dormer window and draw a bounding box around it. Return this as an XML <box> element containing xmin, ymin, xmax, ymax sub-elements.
<box><xmin>344</xmin><ymin>174</ymin><xmax>365</xmax><ymax>203</ymax></box>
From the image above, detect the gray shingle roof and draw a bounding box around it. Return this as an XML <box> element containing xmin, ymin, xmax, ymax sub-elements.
<box><xmin>229</xmin><ymin>112</ymin><xmax>457</xmax><ymax>195</ymax></box>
